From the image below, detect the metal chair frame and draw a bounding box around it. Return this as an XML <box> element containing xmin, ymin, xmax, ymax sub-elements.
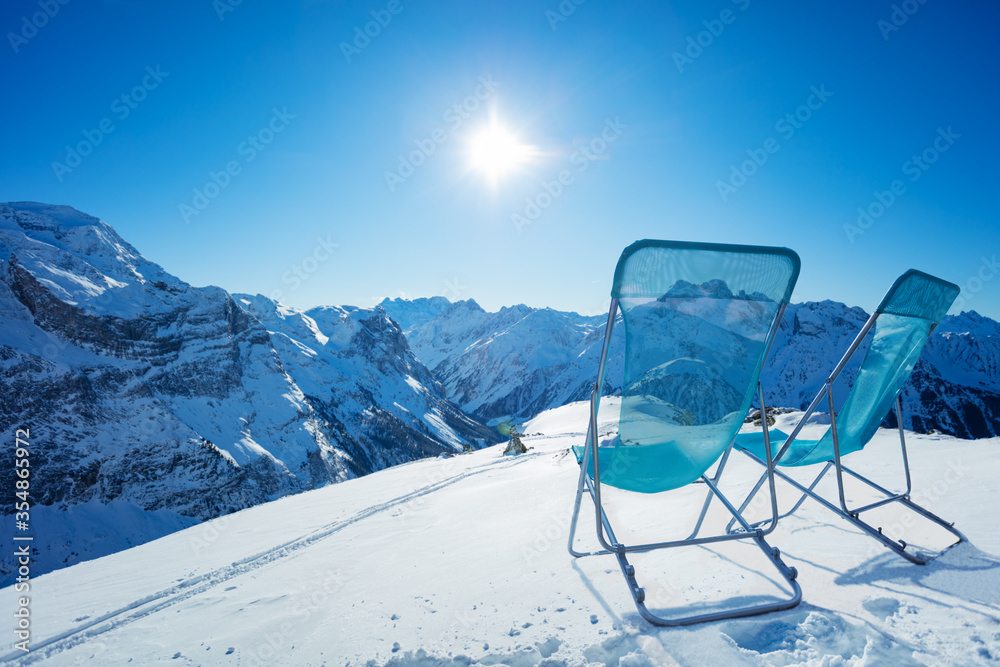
<box><xmin>567</xmin><ymin>298</ymin><xmax>802</xmax><ymax>626</ymax></box>
<box><xmin>727</xmin><ymin>306</ymin><xmax>967</xmax><ymax>564</ymax></box>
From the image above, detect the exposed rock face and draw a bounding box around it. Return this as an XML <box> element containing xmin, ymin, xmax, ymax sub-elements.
<box><xmin>0</xmin><ymin>202</ymin><xmax>497</xmax><ymax>582</ymax></box>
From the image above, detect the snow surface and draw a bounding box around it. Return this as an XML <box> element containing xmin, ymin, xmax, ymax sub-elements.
<box><xmin>2</xmin><ymin>401</ymin><xmax>999</xmax><ymax>666</ymax></box>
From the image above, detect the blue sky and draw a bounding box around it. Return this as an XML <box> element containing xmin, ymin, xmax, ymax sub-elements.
<box><xmin>2</xmin><ymin>0</ymin><xmax>998</xmax><ymax>318</ymax></box>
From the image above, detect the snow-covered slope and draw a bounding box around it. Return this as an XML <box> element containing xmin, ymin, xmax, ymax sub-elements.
<box><xmin>382</xmin><ymin>297</ymin><xmax>1000</xmax><ymax>438</ymax></box>
<box><xmin>3</xmin><ymin>400</ymin><xmax>997</xmax><ymax>665</ymax></box>
<box><xmin>0</xmin><ymin>203</ymin><xmax>497</xmax><ymax>584</ymax></box>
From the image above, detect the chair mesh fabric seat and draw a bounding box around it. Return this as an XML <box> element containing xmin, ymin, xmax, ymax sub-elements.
<box><xmin>576</xmin><ymin>240</ymin><xmax>799</xmax><ymax>493</ymax></box>
<box><xmin>736</xmin><ymin>270</ymin><xmax>959</xmax><ymax>467</ymax></box>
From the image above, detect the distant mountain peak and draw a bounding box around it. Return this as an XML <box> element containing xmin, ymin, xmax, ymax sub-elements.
<box><xmin>656</xmin><ymin>279</ymin><xmax>770</xmax><ymax>303</ymax></box>
<box><xmin>938</xmin><ymin>310</ymin><xmax>1000</xmax><ymax>337</ymax></box>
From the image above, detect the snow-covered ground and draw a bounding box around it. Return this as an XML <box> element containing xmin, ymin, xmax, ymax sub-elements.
<box><xmin>2</xmin><ymin>400</ymin><xmax>999</xmax><ymax>666</ymax></box>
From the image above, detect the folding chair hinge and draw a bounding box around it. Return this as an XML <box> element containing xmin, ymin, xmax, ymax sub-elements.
<box><xmin>769</xmin><ymin>547</ymin><xmax>798</xmax><ymax>580</ymax></box>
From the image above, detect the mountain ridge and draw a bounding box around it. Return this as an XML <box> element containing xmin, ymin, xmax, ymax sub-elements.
<box><xmin>0</xmin><ymin>202</ymin><xmax>498</xmax><ymax>583</ymax></box>
<box><xmin>380</xmin><ymin>296</ymin><xmax>1000</xmax><ymax>439</ymax></box>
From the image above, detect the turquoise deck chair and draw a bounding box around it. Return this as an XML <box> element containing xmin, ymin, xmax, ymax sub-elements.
<box><xmin>731</xmin><ymin>269</ymin><xmax>966</xmax><ymax>564</ymax></box>
<box><xmin>567</xmin><ymin>240</ymin><xmax>803</xmax><ymax>626</ymax></box>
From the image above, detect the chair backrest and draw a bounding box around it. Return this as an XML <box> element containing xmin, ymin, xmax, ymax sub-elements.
<box><xmin>607</xmin><ymin>240</ymin><xmax>800</xmax><ymax>491</ymax></box>
<box><xmin>797</xmin><ymin>270</ymin><xmax>959</xmax><ymax>464</ymax></box>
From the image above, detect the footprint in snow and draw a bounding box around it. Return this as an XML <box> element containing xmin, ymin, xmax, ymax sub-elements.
<box><xmin>862</xmin><ymin>597</ymin><xmax>901</xmax><ymax>621</ymax></box>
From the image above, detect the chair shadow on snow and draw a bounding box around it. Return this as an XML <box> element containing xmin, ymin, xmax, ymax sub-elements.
<box><xmin>835</xmin><ymin>540</ymin><xmax>1000</xmax><ymax>610</ymax></box>
<box><xmin>569</xmin><ymin>541</ymin><xmax>800</xmax><ymax>626</ymax></box>
<box><xmin>570</xmin><ymin>554</ymin><xmax>927</xmax><ymax>665</ymax></box>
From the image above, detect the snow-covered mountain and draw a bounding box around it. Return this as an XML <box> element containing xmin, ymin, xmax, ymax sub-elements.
<box><xmin>0</xmin><ymin>202</ymin><xmax>497</xmax><ymax>583</ymax></box>
<box><xmin>761</xmin><ymin>301</ymin><xmax>1000</xmax><ymax>439</ymax></box>
<box><xmin>381</xmin><ymin>297</ymin><xmax>623</xmax><ymax>421</ymax></box>
<box><xmin>381</xmin><ymin>296</ymin><xmax>1000</xmax><ymax>439</ymax></box>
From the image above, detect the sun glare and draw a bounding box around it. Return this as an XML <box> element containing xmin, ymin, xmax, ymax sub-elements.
<box><xmin>467</xmin><ymin>123</ymin><xmax>534</xmax><ymax>183</ymax></box>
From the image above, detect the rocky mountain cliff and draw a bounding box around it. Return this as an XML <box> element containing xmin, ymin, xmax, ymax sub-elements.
<box><xmin>0</xmin><ymin>202</ymin><xmax>496</xmax><ymax>583</ymax></box>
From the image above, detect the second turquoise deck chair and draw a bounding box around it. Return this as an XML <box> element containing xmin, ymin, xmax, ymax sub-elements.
<box><xmin>567</xmin><ymin>240</ymin><xmax>803</xmax><ymax>626</ymax></box>
<box><xmin>731</xmin><ymin>269</ymin><xmax>966</xmax><ymax>563</ymax></box>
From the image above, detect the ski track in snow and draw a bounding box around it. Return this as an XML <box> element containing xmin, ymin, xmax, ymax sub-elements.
<box><xmin>0</xmin><ymin>454</ymin><xmax>541</xmax><ymax>666</ymax></box>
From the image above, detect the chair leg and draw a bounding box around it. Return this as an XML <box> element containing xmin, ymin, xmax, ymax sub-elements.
<box><xmin>835</xmin><ymin>463</ymin><xmax>967</xmax><ymax>562</ymax></box>
<box><xmin>726</xmin><ymin>467</ymin><xmax>771</xmax><ymax>535</ymax></box>
<box><xmin>569</xmin><ymin>459</ymin><xmax>802</xmax><ymax>625</ymax></box>
<box><xmin>728</xmin><ymin>462</ymin><xmax>832</xmax><ymax>535</ymax></box>
<box><xmin>825</xmin><ymin>397</ymin><xmax>966</xmax><ymax>561</ymax></box>
<box><xmin>567</xmin><ymin>453</ymin><xmax>595</xmax><ymax>558</ymax></box>
<box><xmin>738</xmin><ymin>448</ymin><xmax>965</xmax><ymax>564</ymax></box>
<box><xmin>684</xmin><ymin>446</ymin><xmax>734</xmax><ymax>541</ymax></box>
<box><xmin>568</xmin><ymin>421</ymin><xmax>615</xmax><ymax>559</ymax></box>
<box><xmin>783</xmin><ymin>463</ymin><xmax>832</xmax><ymax>519</ymax></box>
<box><xmin>617</xmin><ymin>476</ymin><xmax>801</xmax><ymax>626</ymax></box>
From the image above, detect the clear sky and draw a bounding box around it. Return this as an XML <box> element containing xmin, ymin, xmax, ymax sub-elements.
<box><xmin>2</xmin><ymin>0</ymin><xmax>998</xmax><ymax>318</ymax></box>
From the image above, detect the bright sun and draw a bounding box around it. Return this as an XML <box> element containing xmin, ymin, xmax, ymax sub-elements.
<box><xmin>467</xmin><ymin>123</ymin><xmax>533</xmax><ymax>183</ymax></box>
